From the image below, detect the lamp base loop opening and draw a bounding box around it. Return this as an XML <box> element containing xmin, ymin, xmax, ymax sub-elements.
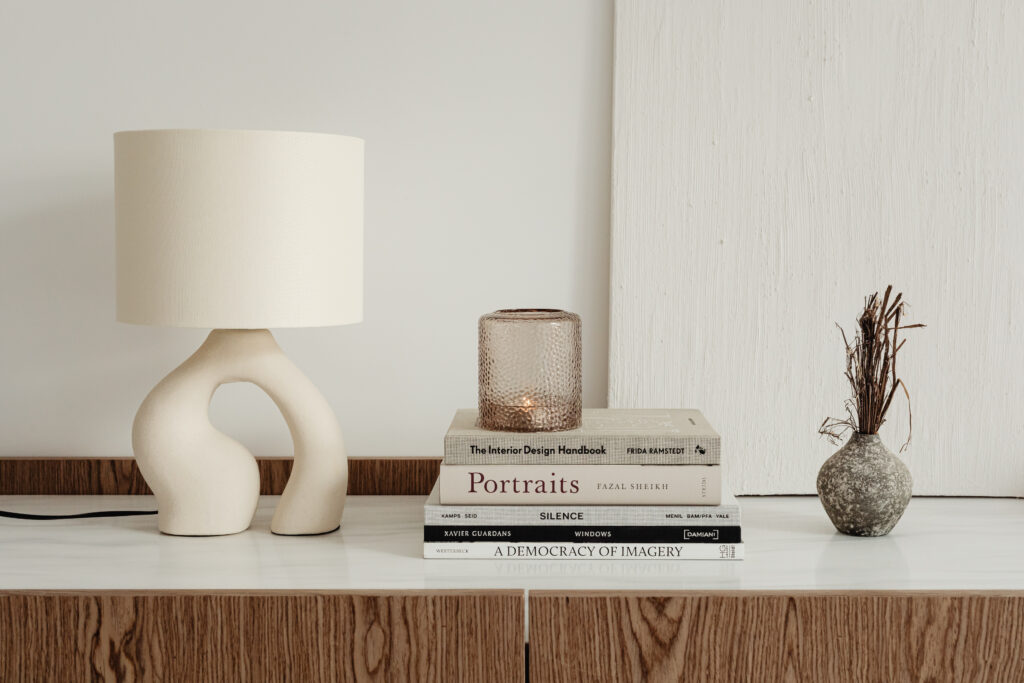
<box><xmin>132</xmin><ymin>329</ymin><xmax>348</xmax><ymax>536</ymax></box>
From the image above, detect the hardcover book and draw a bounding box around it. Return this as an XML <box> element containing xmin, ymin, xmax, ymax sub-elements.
<box><xmin>424</xmin><ymin>542</ymin><xmax>744</xmax><ymax>560</ymax></box>
<box><xmin>425</xmin><ymin>526</ymin><xmax>742</xmax><ymax>543</ymax></box>
<box><xmin>437</xmin><ymin>464</ymin><xmax>721</xmax><ymax>505</ymax></box>
<box><xmin>444</xmin><ymin>408</ymin><xmax>721</xmax><ymax>465</ymax></box>
<box><xmin>424</xmin><ymin>484</ymin><xmax>741</xmax><ymax>543</ymax></box>
<box><xmin>424</xmin><ymin>483</ymin><xmax>741</xmax><ymax>525</ymax></box>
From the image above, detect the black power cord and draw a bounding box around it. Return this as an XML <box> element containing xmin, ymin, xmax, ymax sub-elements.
<box><xmin>0</xmin><ymin>509</ymin><xmax>157</xmax><ymax>520</ymax></box>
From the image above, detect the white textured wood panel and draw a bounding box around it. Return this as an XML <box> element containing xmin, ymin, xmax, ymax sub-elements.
<box><xmin>610</xmin><ymin>0</ymin><xmax>1024</xmax><ymax>495</ymax></box>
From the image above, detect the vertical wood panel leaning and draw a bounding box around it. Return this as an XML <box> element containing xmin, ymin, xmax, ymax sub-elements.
<box><xmin>609</xmin><ymin>0</ymin><xmax>1024</xmax><ymax>495</ymax></box>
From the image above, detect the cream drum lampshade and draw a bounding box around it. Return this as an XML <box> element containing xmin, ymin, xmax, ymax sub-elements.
<box><xmin>115</xmin><ymin>129</ymin><xmax>363</xmax><ymax>328</ymax></box>
<box><xmin>115</xmin><ymin>129</ymin><xmax>364</xmax><ymax>537</ymax></box>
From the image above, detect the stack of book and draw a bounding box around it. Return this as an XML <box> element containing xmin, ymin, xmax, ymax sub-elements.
<box><xmin>424</xmin><ymin>408</ymin><xmax>743</xmax><ymax>560</ymax></box>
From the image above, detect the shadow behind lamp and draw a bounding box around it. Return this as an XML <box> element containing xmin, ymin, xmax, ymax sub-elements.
<box><xmin>115</xmin><ymin>129</ymin><xmax>363</xmax><ymax>536</ymax></box>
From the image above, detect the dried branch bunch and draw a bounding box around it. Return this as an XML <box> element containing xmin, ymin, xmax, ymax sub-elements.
<box><xmin>819</xmin><ymin>285</ymin><xmax>925</xmax><ymax>450</ymax></box>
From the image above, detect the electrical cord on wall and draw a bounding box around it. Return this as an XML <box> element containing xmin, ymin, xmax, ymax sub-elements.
<box><xmin>0</xmin><ymin>509</ymin><xmax>157</xmax><ymax>520</ymax></box>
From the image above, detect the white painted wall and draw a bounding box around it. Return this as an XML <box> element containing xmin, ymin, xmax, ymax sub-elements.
<box><xmin>0</xmin><ymin>1</ymin><xmax>611</xmax><ymax>458</ymax></box>
<box><xmin>610</xmin><ymin>0</ymin><xmax>1024</xmax><ymax>495</ymax></box>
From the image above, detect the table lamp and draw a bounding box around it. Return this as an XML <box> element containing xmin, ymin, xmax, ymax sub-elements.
<box><xmin>115</xmin><ymin>129</ymin><xmax>363</xmax><ymax>536</ymax></box>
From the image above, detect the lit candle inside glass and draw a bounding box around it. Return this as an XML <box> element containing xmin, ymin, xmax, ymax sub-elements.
<box><xmin>513</xmin><ymin>395</ymin><xmax>537</xmax><ymax>429</ymax></box>
<box><xmin>478</xmin><ymin>309</ymin><xmax>581</xmax><ymax>432</ymax></box>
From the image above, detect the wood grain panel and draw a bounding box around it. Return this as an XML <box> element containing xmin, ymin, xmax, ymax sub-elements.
<box><xmin>530</xmin><ymin>591</ymin><xmax>1024</xmax><ymax>682</ymax></box>
<box><xmin>0</xmin><ymin>457</ymin><xmax>440</xmax><ymax>496</ymax></box>
<box><xmin>610</xmin><ymin>0</ymin><xmax>1024</xmax><ymax>495</ymax></box>
<box><xmin>0</xmin><ymin>590</ymin><xmax>523</xmax><ymax>682</ymax></box>
<box><xmin>348</xmin><ymin>458</ymin><xmax>441</xmax><ymax>496</ymax></box>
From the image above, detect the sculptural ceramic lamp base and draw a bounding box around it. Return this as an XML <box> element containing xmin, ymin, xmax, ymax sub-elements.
<box><xmin>132</xmin><ymin>329</ymin><xmax>348</xmax><ymax>536</ymax></box>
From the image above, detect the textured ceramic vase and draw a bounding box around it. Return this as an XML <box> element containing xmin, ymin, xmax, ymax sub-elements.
<box><xmin>817</xmin><ymin>433</ymin><xmax>912</xmax><ymax>536</ymax></box>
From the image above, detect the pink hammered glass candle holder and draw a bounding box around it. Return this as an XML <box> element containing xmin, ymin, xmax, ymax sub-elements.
<box><xmin>478</xmin><ymin>309</ymin><xmax>582</xmax><ymax>432</ymax></box>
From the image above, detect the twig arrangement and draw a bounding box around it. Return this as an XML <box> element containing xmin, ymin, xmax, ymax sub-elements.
<box><xmin>819</xmin><ymin>285</ymin><xmax>925</xmax><ymax>450</ymax></box>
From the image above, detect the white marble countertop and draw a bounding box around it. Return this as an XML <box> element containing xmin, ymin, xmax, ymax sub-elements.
<box><xmin>0</xmin><ymin>495</ymin><xmax>1021</xmax><ymax>592</ymax></box>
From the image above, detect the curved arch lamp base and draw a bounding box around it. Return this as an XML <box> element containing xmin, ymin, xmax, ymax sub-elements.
<box><xmin>132</xmin><ymin>329</ymin><xmax>348</xmax><ymax>536</ymax></box>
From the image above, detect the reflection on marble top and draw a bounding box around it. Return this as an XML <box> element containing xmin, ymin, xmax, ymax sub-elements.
<box><xmin>0</xmin><ymin>495</ymin><xmax>1021</xmax><ymax>591</ymax></box>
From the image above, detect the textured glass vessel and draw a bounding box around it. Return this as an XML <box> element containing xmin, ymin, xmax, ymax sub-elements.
<box><xmin>478</xmin><ymin>309</ymin><xmax>582</xmax><ymax>432</ymax></box>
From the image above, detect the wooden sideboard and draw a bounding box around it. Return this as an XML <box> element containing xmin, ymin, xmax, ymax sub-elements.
<box><xmin>2</xmin><ymin>591</ymin><xmax>523</xmax><ymax>682</ymax></box>
<box><xmin>530</xmin><ymin>592</ymin><xmax>1024</xmax><ymax>682</ymax></box>
<box><xmin>1</xmin><ymin>458</ymin><xmax>1022</xmax><ymax>682</ymax></box>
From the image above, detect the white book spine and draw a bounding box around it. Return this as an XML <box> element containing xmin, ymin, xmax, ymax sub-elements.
<box><xmin>424</xmin><ymin>503</ymin><xmax>741</xmax><ymax>526</ymax></box>
<box><xmin>444</xmin><ymin>435</ymin><xmax>721</xmax><ymax>465</ymax></box>
<box><xmin>424</xmin><ymin>542</ymin><xmax>743</xmax><ymax>560</ymax></box>
<box><xmin>438</xmin><ymin>464</ymin><xmax>721</xmax><ymax>505</ymax></box>
<box><xmin>443</xmin><ymin>408</ymin><xmax>722</xmax><ymax>465</ymax></box>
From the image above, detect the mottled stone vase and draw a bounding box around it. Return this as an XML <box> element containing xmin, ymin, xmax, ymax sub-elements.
<box><xmin>817</xmin><ymin>433</ymin><xmax>912</xmax><ymax>536</ymax></box>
